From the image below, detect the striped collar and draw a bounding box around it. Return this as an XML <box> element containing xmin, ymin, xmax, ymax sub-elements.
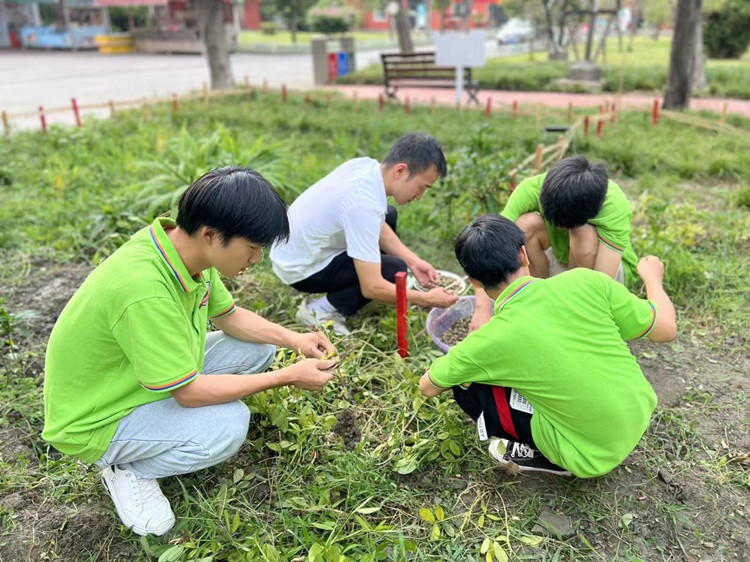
<box><xmin>149</xmin><ymin>218</ymin><xmax>202</xmax><ymax>293</ymax></box>
<box><xmin>494</xmin><ymin>276</ymin><xmax>536</xmax><ymax>314</ymax></box>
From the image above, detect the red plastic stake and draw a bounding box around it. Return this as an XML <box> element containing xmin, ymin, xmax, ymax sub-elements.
<box><xmin>652</xmin><ymin>99</ymin><xmax>659</xmax><ymax>126</ymax></box>
<box><xmin>485</xmin><ymin>97</ymin><xmax>492</xmax><ymax>118</ymax></box>
<box><xmin>71</xmin><ymin>98</ymin><xmax>82</xmax><ymax>127</ymax></box>
<box><xmin>584</xmin><ymin>115</ymin><xmax>590</xmax><ymax>138</ymax></box>
<box><xmin>304</xmin><ymin>94</ymin><xmax>311</xmax><ymax>106</ymax></box>
<box><xmin>596</xmin><ymin>118</ymin><xmax>604</xmax><ymax>138</ymax></box>
<box><xmin>395</xmin><ymin>272</ymin><xmax>408</xmax><ymax>358</ymax></box>
<box><xmin>611</xmin><ymin>103</ymin><xmax>616</xmax><ymax>123</ymax></box>
<box><xmin>378</xmin><ymin>93</ymin><xmax>384</xmax><ymax>112</ymax></box>
<box><xmin>512</xmin><ymin>99</ymin><xmax>518</xmax><ymax>118</ymax></box>
<box><xmin>509</xmin><ymin>171</ymin><xmax>517</xmax><ymax>194</ymax></box>
<box><xmin>405</xmin><ymin>96</ymin><xmax>411</xmax><ymax>115</ymax></box>
<box><xmin>281</xmin><ymin>83</ymin><xmax>288</xmax><ymax>103</ymax></box>
<box><xmin>172</xmin><ymin>93</ymin><xmax>178</xmax><ymax>115</ymax></box>
<box><xmin>39</xmin><ymin>106</ymin><xmax>47</xmax><ymax>134</ymax></box>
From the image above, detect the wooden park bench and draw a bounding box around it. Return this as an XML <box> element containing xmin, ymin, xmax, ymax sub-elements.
<box><xmin>380</xmin><ymin>52</ymin><xmax>480</xmax><ymax>105</ymax></box>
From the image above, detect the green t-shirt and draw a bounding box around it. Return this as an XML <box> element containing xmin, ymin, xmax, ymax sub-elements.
<box><xmin>43</xmin><ymin>218</ymin><xmax>236</xmax><ymax>463</ymax></box>
<box><xmin>429</xmin><ymin>269</ymin><xmax>658</xmax><ymax>478</ymax></box>
<box><xmin>501</xmin><ymin>173</ymin><xmax>638</xmax><ymax>283</ymax></box>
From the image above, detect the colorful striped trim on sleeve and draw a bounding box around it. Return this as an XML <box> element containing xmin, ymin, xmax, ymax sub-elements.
<box><xmin>427</xmin><ymin>372</ymin><xmax>449</xmax><ymax>390</ymax></box>
<box><xmin>140</xmin><ymin>370</ymin><xmax>198</xmax><ymax>392</ymax></box>
<box><xmin>597</xmin><ymin>233</ymin><xmax>625</xmax><ymax>253</ymax></box>
<box><xmin>211</xmin><ymin>303</ymin><xmax>236</xmax><ymax>319</ymax></box>
<box><xmin>635</xmin><ymin>303</ymin><xmax>657</xmax><ymax>339</ymax></box>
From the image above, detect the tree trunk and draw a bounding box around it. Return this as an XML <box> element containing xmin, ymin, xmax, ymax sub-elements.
<box><xmin>395</xmin><ymin>4</ymin><xmax>414</xmax><ymax>52</ymax></box>
<box><xmin>663</xmin><ymin>0</ymin><xmax>702</xmax><ymax>110</ymax></box>
<box><xmin>197</xmin><ymin>0</ymin><xmax>234</xmax><ymax>90</ymax></box>
<box><xmin>291</xmin><ymin>13</ymin><xmax>298</xmax><ymax>44</ymax></box>
<box><xmin>692</xmin><ymin>13</ymin><xmax>707</xmax><ymax>92</ymax></box>
<box><xmin>628</xmin><ymin>0</ymin><xmax>640</xmax><ymax>51</ymax></box>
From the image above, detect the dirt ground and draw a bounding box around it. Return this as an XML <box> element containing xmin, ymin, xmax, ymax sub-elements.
<box><xmin>1</xmin><ymin>264</ymin><xmax>748</xmax><ymax>561</ymax></box>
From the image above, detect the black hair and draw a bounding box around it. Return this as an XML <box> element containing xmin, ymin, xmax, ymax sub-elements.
<box><xmin>382</xmin><ymin>132</ymin><xmax>448</xmax><ymax>179</ymax></box>
<box><xmin>454</xmin><ymin>214</ymin><xmax>526</xmax><ymax>290</ymax></box>
<box><xmin>176</xmin><ymin>166</ymin><xmax>289</xmax><ymax>246</ymax></box>
<box><xmin>539</xmin><ymin>155</ymin><xmax>608</xmax><ymax>229</ymax></box>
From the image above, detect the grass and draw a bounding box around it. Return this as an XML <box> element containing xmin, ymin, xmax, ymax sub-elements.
<box><xmin>0</xmin><ymin>93</ymin><xmax>748</xmax><ymax>560</ymax></box>
<box><xmin>339</xmin><ymin>35</ymin><xmax>750</xmax><ymax>98</ymax></box>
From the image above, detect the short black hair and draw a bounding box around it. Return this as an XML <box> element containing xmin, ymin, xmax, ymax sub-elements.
<box><xmin>454</xmin><ymin>214</ymin><xmax>526</xmax><ymax>290</ymax></box>
<box><xmin>176</xmin><ymin>166</ymin><xmax>289</xmax><ymax>246</ymax></box>
<box><xmin>382</xmin><ymin>132</ymin><xmax>448</xmax><ymax>179</ymax></box>
<box><xmin>539</xmin><ymin>155</ymin><xmax>608</xmax><ymax>229</ymax></box>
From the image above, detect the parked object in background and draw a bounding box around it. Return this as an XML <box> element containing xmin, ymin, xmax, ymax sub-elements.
<box><xmin>496</xmin><ymin>18</ymin><xmax>535</xmax><ymax>45</ymax></box>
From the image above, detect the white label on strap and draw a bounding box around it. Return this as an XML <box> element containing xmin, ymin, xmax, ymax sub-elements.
<box><xmin>509</xmin><ymin>389</ymin><xmax>534</xmax><ymax>414</ymax></box>
<box><xmin>476</xmin><ymin>412</ymin><xmax>489</xmax><ymax>441</ymax></box>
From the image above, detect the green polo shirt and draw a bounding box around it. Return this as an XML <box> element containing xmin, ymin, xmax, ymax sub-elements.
<box><xmin>502</xmin><ymin>173</ymin><xmax>638</xmax><ymax>283</ymax></box>
<box><xmin>43</xmin><ymin>218</ymin><xmax>236</xmax><ymax>464</ymax></box>
<box><xmin>429</xmin><ymin>269</ymin><xmax>658</xmax><ymax>478</ymax></box>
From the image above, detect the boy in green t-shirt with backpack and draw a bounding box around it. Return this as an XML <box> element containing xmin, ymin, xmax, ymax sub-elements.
<box><xmin>420</xmin><ymin>215</ymin><xmax>676</xmax><ymax>477</ymax></box>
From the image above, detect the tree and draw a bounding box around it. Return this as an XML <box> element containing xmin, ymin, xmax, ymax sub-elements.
<box><xmin>276</xmin><ymin>0</ymin><xmax>317</xmax><ymax>44</ymax></box>
<box><xmin>196</xmin><ymin>0</ymin><xmax>234</xmax><ymax>90</ymax></box>
<box><xmin>393</xmin><ymin>1</ymin><xmax>414</xmax><ymax>52</ymax></box>
<box><xmin>663</xmin><ymin>0</ymin><xmax>702</xmax><ymax>109</ymax></box>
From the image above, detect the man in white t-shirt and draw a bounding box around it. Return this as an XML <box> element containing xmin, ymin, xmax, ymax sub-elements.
<box><xmin>271</xmin><ymin>132</ymin><xmax>458</xmax><ymax>335</ymax></box>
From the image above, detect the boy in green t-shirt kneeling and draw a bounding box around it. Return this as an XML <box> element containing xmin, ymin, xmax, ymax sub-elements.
<box><xmin>43</xmin><ymin>167</ymin><xmax>339</xmax><ymax>536</ymax></box>
<box><xmin>471</xmin><ymin>155</ymin><xmax>638</xmax><ymax>331</ymax></box>
<box><xmin>420</xmin><ymin>215</ymin><xmax>677</xmax><ymax>478</ymax></box>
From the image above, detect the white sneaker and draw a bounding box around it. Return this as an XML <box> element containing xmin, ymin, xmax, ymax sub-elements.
<box><xmin>296</xmin><ymin>299</ymin><xmax>350</xmax><ymax>335</ymax></box>
<box><xmin>488</xmin><ymin>439</ymin><xmax>571</xmax><ymax>476</ymax></box>
<box><xmin>101</xmin><ymin>465</ymin><xmax>175</xmax><ymax>536</ymax></box>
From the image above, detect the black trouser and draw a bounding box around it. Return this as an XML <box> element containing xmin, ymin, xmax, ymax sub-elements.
<box><xmin>452</xmin><ymin>383</ymin><xmax>536</xmax><ymax>448</ymax></box>
<box><xmin>291</xmin><ymin>206</ymin><xmax>406</xmax><ymax>317</ymax></box>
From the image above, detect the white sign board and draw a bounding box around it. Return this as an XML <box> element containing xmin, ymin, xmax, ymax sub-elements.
<box><xmin>432</xmin><ymin>30</ymin><xmax>487</xmax><ymax>68</ymax></box>
<box><xmin>432</xmin><ymin>30</ymin><xmax>487</xmax><ymax>104</ymax></box>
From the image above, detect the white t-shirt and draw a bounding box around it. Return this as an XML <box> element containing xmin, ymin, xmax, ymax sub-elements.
<box><xmin>271</xmin><ymin>158</ymin><xmax>388</xmax><ymax>285</ymax></box>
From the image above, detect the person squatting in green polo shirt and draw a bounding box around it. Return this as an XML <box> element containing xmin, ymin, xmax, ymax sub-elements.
<box><xmin>471</xmin><ymin>154</ymin><xmax>639</xmax><ymax>331</ymax></box>
<box><xmin>43</xmin><ymin>167</ymin><xmax>339</xmax><ymax>537</ymax></box>
<box><xmin>419</xmin><ymin>215</ymin><xmax>677</xmax><ymax>477</ymax></box>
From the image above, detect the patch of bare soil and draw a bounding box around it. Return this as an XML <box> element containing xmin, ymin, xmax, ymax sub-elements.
<box><xmin>333</xmin><ymin>408</ymin><xmax>361</xmax><ymax>450</ymax></box>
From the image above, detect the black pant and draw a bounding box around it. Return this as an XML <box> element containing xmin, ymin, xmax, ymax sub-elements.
<box><xmin>291</xmin><ymin>206</ymin><xmax>406</xmax><ymax>316</ymax></box>
<box><xmin>452</xmin><ymin>383</ymin><xmax>536</xmax><ymax>448</ymax></box>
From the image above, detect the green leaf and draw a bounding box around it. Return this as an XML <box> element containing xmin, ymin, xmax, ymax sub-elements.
<box><xmin>493</xmin><ymin>542</ymin><xmax>508</xmax><ymax>562</ymax></box>
<box><xmin>232</xmin><ymin>468</ymin><xmax>244</xmax><ymax>484</ymax></box>
<box><xmin>419</xmin><ymin>508</ymin><xmax>436</xmax><ymax>523</ymax></box>
<box><xmin>434</xmin><ymin>505</ymin><xmax>445</xmax><ymax>521</ymax></box>
<box><xmin>430</xmin><ymin>523</ymin><xmax>441</xmax><ymax>541</ymax></box>
<box><xmin>520</xmin><ymin>535</ymin><xmax>543</xmax><ymax>547</ymax></box>
<box><xmin>158</xmin><ymin>546</ymin><xmax>185</xmax><ymax>562</ymax></box>
<box><xmin>355</xmin><ymin>506</ymin><xmax>381</xmax><ymax>514</ymax></box>
<box><xmin>481</xmin><ymin>537</ymin><xmax>491</xmax><ymax>554</ymax></box>
<box><xmin>621</xmin><ymin>513</ymin><xmax>635</xmax><ymax>528</ymax></box>
<box><xmin>478</xmin><ymin>514</ymin><xmax>485</xmax><ymax>528</ymax></box>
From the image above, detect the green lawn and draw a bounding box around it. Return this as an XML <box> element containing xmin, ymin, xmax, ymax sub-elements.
<box><xmin>0</xmin><ymin>93</ymin><xmax>748</xmax><ymax>561</ymax></box>
<box><xmin>339</xmin><ymin>35</ymin><xmax>750</xmax><ymax>98</ymax></box>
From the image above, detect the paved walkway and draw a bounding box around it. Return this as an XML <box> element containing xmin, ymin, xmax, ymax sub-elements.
<box><xmin>328</xmin><ymin>84</ymin><xmax>750</xmax><ymax>117</ymax></box>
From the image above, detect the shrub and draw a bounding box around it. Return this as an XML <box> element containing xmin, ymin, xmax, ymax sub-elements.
<box><xmin>703</xmin><ymin>0</ymin><xmax>750</xmax><ymax>59</ymax></box>
<box><xmin>308</xmin><ymin>1</ymin><xmax>355</xmax><ymax>35</ymax></box>
<box><xmin>261</xmin><ymin>22</ymin><xmax>277</xmax><ymax>35</ymax></box>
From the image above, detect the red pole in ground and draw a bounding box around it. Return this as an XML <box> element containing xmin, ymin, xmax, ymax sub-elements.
<box><xmin>378</xmin><ymin>93</ymin><xmax>384</xmax><ymax>112</ymax></box>
<box><xmin>512</xmin><ymin>100</ymin><xmax>518</xmax><ymax>118</ymax></box>
<box><xmin>509</xmin><ymin>171</ymin><xmax>517</xmax><ymax>194</ymax></box>
<box><xmin>405</xmin><ymin>96</ymin><xmax>411</xmax><ymax>115</ymax></box>
<box><xmin>39</xmin><ymin>106</ymin><xmax>47</xmax><ymax>134</ymax></box>
<box><xmin>485</xmin><ymin>97</ymin><xmax>492</xmax><ymax>118</ymax></box>
<box><xmin>172</xmin><ymin>93</ymin><xmax>178</xmax><ymax>114</ymax></box>
<box><xmin>281</xmin><ymin>84</ymin><xmax>288</xmax><ymax>103</ymax></box>
<box><xmin>652</xmin><ymin>99</ymin><xmax>659</xmax><ymax>126</ymax></box>
<box><xmin>395</xmin><ymin>272</ymin><xmax>408</xmax><ymax>358</ymax></box>
<box><xmin>71</xmin><ymin>98</ymin><xmax>82</xmax><ymax>127</ymax></box>
<box><xmin>611</xmin><ymin>103</ymin><xmax>616</xmax><ymax>123</ymax></box>
<box><xmin>304</xmin><ymin>94</ymin><xmax>311</xmax><ymax>106</ymax></box>
<box><xmin>596</xmin><ymin>117</ymin><xmax>604</xmax><ymax>138</ymax></box>
<box><xmin>584</xmin><ymin>115</ymin><xmax>590</xmax><ymax>138</ymax></box>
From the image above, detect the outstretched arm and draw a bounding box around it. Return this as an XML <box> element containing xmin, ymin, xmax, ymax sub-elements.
<box><xmin>638</xmin><ymin>256</ymin><xmax>677</xmax><ymax>342</ymax></box>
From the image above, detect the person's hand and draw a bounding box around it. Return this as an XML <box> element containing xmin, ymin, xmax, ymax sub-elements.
<box><xmin>410</xmin><ymin>258</ymin><xmax>439</xmax><ymax>288</ymax></box>
<box><xmin>287</xmin><ymin>358</ymin><xmax>338</xmax><ymax>391</ymax></box>
<box><xmin>424</xmin><ymin>287</ymin><xmax>458</xmax><ymax>308</ymax></box>
<box><xmin>288</xmin><ymin>331</ymin><xmax>336</xmax><ymax>359</ymax></box>
<box><xmin>637</xmin><ymin>255</ymin><xmax>665</xmax><ymax>285</ymax></box>
<box><xmin>469</xmin><ymin>309</ymin><xmax>491</xmax><ymax>332</ymax></box>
